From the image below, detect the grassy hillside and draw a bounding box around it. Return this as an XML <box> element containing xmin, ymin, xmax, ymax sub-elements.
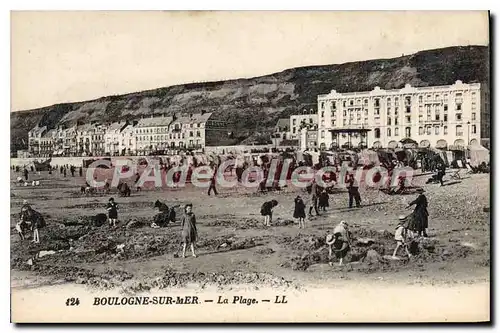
<box><xmin>10</xmin><ymin>45</ymin><xmax>489</xmax><ymax>151</ymax></box>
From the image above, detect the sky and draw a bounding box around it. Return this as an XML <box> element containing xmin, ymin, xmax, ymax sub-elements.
<box><xmin>11</xmin><ymin>11</ymin><xmax>489</xmax><ymax>111</ymax></box>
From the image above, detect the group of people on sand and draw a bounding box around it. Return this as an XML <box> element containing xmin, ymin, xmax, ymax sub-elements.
<box><xmin>258</xmin><ymin>185</ymin><xmax>429</xmax><ymax>265</ymax></box>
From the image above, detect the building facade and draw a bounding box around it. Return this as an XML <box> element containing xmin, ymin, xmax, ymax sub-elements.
<box><xmin>39</xmin><ymin>129</ymin><xmax>55</xmax><ymax>157</ymax></box>
<box><xmin>91</xmin><ymin>124</ymin><xmax>107</xmax><ymax>156</ymax></box>
<box><xmin>104</xmin><ymin>121</ymin><xmax>128</xmax><ymax>156</ymax></box>
<box><xmin>76</xmin><ymin>124</ymin><xmax>93</xmax><ymax>156</ymax></box>
<box><xmin>317</xmin><ymin>80</ymin><xmax>489</xmax><ymax>150</ymax></box>
<box><xmin>289</xmin><ymin>109</ymin><xmax>317</xmax><ymax>140</ymax></box>
<box><xmin>119</xmin><ymin>124</ymin><xmax>137</xmax><ymax>155</ymax></box>
<box><xmin>135</xmin><ymin>115</ymin><xmax>173</xmax><ymax>155</ymax></box>
<box><xmin>27</xmin><ymin>125</ymin><xmax>47</xmax><ymax>156</ymax></box>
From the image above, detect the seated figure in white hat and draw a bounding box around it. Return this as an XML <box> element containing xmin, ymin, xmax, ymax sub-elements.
<box><xmin>326</xmin><ymin>221</ymin><xmax>351</xmax><ymax>266</ymax></box>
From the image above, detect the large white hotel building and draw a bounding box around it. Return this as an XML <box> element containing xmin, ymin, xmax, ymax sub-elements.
<box><xmin>316</xmin><ymin>80</ymin><xmax>490</xmax><ymax>150</ymax></box>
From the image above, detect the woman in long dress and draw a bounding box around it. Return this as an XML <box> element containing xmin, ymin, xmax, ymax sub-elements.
<box><xmin>181</xmin><ymin>204</ymin><xmax>197</xmax><ymax>258</ymax></box>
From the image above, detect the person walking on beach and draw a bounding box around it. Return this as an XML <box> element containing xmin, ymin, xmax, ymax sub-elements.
<box><xmin>207</xmin><ymin>164</ymin><xmax>218</xmax><ymax>196</ymax></box>
<box><xmin>406</xmin><ymin>188</ymin><xmax>429</xmax><ymax>237</ymax></box>
<box><xmin>181</xmin><ymin>204</ymin><xmax>197</xmax><ymax>258</ymax></box>
<box><xmin>106</xmin><ymin>197</ymin><xmax>118</xmax><ymax>227</ymax></box>
<box><xmin>346</xmin><ymin>171</ymin><xmax>361</xmax><ymax>208</ymax></box>
<box><xmin>293</xmin><ymin>196</ymin><xmax>306</xmax><ymax>229</ymax></box>
<box><xmin>308</xmin><ymin>180</ymin><xmax>320</xmax><ymax>217</ymax></box>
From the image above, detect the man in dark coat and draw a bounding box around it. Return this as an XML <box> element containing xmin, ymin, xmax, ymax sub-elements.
<box><xmin>406</xmin><ymin>188</ymin><xmax>429</xmax><ymax>237</ymax></box>
<box><xmin>436</xmin><ymin>163</ymin><xmax>446</xmax><ymax>186</ymax></box>
<box><xmin>207</xmin><ymin>165</ymin><xmax>218</xmax><ymax>196</ymax></box>
<box><xmin>79</xmin><ymin>167</ymin><xmax>83</xmax><ymax>177</ymax></box>
<box><xmin>23</xmin><ymin>168</ymin><xmax>29</xmax><ymax>181</ymax></box>
<box><xmin>346</xmin><ymin>171</ymin><xmax>361</xmax><ymax>208</ymax></box>
<box><xmin>308</xmin><ymin>180</ymin><xmax>320</xmax><ymax>217</ymax></box>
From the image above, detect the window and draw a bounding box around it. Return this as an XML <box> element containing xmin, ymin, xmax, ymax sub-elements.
<box><xmin>387</xmin><ymin>98</ymin><xmax>391</xmax><ymax>105</ymax></box>
<box><xmin>343</xmin><ymin>101</ymin><xmax>346</xmax><ymax>107</ymax></box>
<box><xmin>395</xmin><ymin>118</ymin><xmax>399</xmax><ymax>125</ymax></box>
<box><xmin>456</xmin><ymin>125</ymin><xmax>463</xmax><ymax>136</ymax></box>
<box><xmin>375</xmin><ymin>99</ymin><xmax>380</xmax><ymax>107</ymax></box>
<box><xmin>444</xmin><ymin>114</ymin><xmax>448</xmax><ymax>122</ymax></box>
<box><xmin>444</xmin><ymin>126</ymin><xmax>448</xmax><ymax>135</ymax></box>
<box><xmin>435</xmin><ymin>114</ymin><xmax>440</xmax><ymax>121</ymax></box>
<box><xmin>456</xmin><ymin>114</ymin><xmax>462</xmax><ymax>121</ymax></box>
<box><xmin>309</xmin><ymin>118</ymin><xmax>313</xmax><ymax>124</ymax></box>
<box><xmin>387</xmin><ymin>128</ymin><xmax>391</xmax><ymax>137</ymax></box>
<box><xmin>427</xmin><ymin>94</ymin><xmax>431</xmax><ymax>100</ymax></box>
<box><xmin>395</xmin><ymin>127</ymin><xmax>399</xmax><ymax>136</ymax></box>
<box><xmin>426</xmin><ymin>126</ymin><xmax>431</xmax><ymax>135</ymax></box>
<box><xmin>419</xmin><ymin>96</ymin><xmax>423</xmax><ymax>103</ymax></box>
<box><xmin>406</xmin><ymin>106</ymin><xmax>411</xmax><ymax>113</ymax></box>
<box><xmin>321</xmin><ymin>111</ymin><xmax>325</xmax><ymax>117</ymax></box>
<box><xmin>189</xmin><ymin>131</ymin><xmax>193</xmax><ymax>137</ymax></box>
<box><xmin>321</xmin><ymin>120</ymin><xmax>325</xmax><ymax>127</ymax></box>
<box><xmin>374</xmin><ymin>128</ymin><xmax>380</xmax><ymax>139</ymax></box>
<box><xmin>472</xmin><ymin>125</ymin><xmax>477</xmax><ymax>134</ymax></box>
<box><xmin>343</xmin><ymin>119</ymin><xmax>347</xmax><ymax>126</ymax></box>
<box><xmin>405</xmin><ymin>127</ymin><xmax>411</xmax><ymax>137</ymax></box>
<box><xmin>293</xmin><ymin>119</ymin><xmax>296</xmax><ymax>125</ymax></box>
<box><xmin>387</xmin><ymin>117</ymin><xmax>391</xmax><ymax>125</ymax></box>
<box><xmin>321</xmin><ymin>102</ymin><xmax>325</xmax><ymax>109</ymax></box>
<box><xmin>197</xmin><ymin>131</ymin><xmax>201</xmax><ymax>137</ymax></box>
<box><xmin>364</xmin><ymin>99</ymin><xmax>368</xmax><ymax>105</ymax></box>
<box><xmin>292</xmin><ymin>128</ymin><xmax>296</xmax><ymax>134</ymax></box>
<box><xmin>435</xmin><ymin>126</ymin><xmax>439</xmax><ymax>135</ymax></box>
<box><xmin>375</xmin><ymin>108</ymin><xmax>380</xmax><ymax>116</ymax></box>
<box><xmin>350</xmin><ymin>100</ymin><xmax>354</xmax><ymax>106</ymax></box>
<box><xmin>472</xmin><ymin>113</ymin><xmax>476</xmax><ymax>121</ymax></box>
<box><xmin>332</xmin><ymin>101</ymin><xmax>336</xmax><ymax>109</ymax></box>
<box><xmin>343</xmin><ymin>110</ymin><xmax>347</xmax><ymax>117</ymax></box>
<box><xmin>444</xmin><ymin>104</ymin><xmax>448</xmax><ymax>111</ymax></box>
<box><xmin>419</xmin><ymin>127</ymin><xmax>424</xmax><ymax>135</ymax></box>
<box><xmin>406</xmin><ymin>116</ymin><xmax>411</xmax><ymax>123</ymax></box>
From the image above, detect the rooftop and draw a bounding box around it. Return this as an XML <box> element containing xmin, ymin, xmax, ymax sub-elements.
<box><xmin>136</xmin><ymin>116</ymin><xmax>173</xmax><ymax>128</ymax></box>
<box><xmin>275</xmin><ymin>118</ymin><xmax>289</xmax><ymax>128</ymax></box>
<box><xmin>107</xmin><ymin>121</ymin><xmax>128</xmax><ymax>131</ymax></box>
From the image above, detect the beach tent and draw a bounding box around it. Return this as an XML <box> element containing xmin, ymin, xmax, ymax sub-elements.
<box><xmin>358</xmin><ymin>149</ymin><xmax>379</xmax><ymax>166</ymax></box>
<box><xmin>469</xmin><ymin>145</ymin><xmax>490</xmax><ymax>167</ymax></box>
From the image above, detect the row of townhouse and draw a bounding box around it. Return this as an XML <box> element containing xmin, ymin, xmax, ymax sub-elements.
<box><xmin>27</xmin><ymin>111</ymin><xmax>228</xmax><ymax>157</ymax></box>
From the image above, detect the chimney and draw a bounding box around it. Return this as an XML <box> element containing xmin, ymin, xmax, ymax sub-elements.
<box><xmin>132</xmin><ymin>120</ymin><xmax>139</xmax><ymax>126</ymax></box>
